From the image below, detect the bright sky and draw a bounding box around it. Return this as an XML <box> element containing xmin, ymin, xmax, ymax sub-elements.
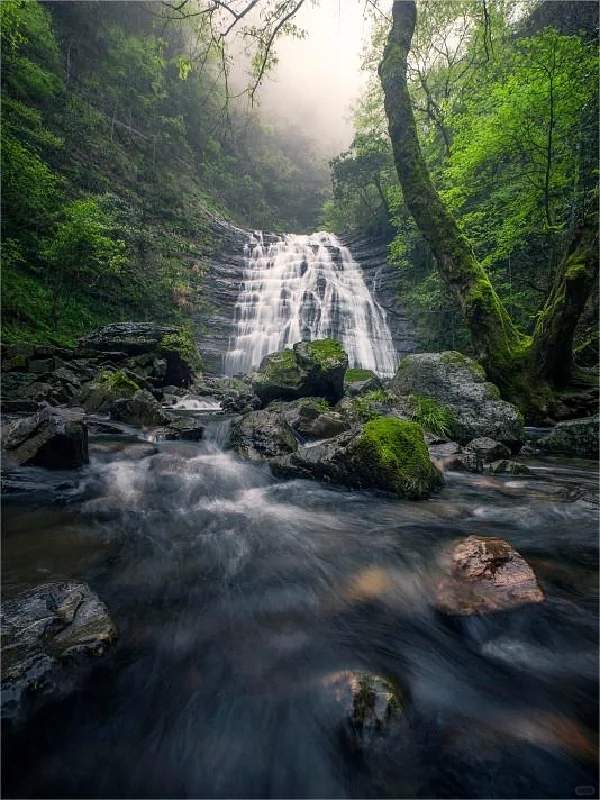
<box><xmin>256</xmin><ymin>0</ymin><xmax>376</xmax><ymax>156</ymax></box>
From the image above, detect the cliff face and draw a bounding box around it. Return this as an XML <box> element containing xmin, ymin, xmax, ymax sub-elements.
<box><xmin>197</xmin><ymin>221</ymin><xmax>416</xmax><ymax>376</ymax></box>
<box><xmin>339</xmin><ymin>234</ymin><xmax>417</xmax><ymax>362</ymax></box>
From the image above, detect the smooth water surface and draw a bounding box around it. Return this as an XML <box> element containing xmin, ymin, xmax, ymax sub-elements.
<box><xmin>2</xmin><ymin>416</ymin><xmax>598</xmax><ymax>799</ymax></box>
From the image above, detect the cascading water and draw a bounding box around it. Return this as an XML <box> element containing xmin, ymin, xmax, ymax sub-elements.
<box><xmin>224</xmin><ymin>231</ymin><xmax>398</xmax><ymax>377</ymax></box>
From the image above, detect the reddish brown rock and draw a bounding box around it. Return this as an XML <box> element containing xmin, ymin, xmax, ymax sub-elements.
<box><xmin>436</xmin><ymin>535</ymin><xmax>544</xmax><ymax>615</ymax></box>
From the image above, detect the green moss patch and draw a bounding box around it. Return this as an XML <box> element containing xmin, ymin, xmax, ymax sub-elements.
<box><xmin>160</xmin><ymin>327</ymin><xmax>202</xmax><ymax>371</ymax></box>
<box><xmin>345</xmin><ymin>368</ymin><xmax>376</xmax><ymax>383</ymax></box>
<box><xmin>354</xmin><ymin>417</ymin><xmax>442</xmax><ymax>499</ymax></box>
<box><xmin>304</xmin><ymin>338</ymin><xmax>346</xmax><ymax>367</ymax></box>
<box><xmin>98</xmin><ymin>369</ymin><xmax>140</xmax><ymax>397</ymax></box>
<box><xmin>352</xmin><ymin>389</ymin><xmax>393</xmax><ymax>421</ymax></box>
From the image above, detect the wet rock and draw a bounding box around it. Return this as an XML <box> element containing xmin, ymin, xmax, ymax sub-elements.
<box><xmin>89</xmin><ymin>440</ymin><xmax>158</xmax><ymax>462</ymax></box>
<box><xmin>464</xmin><ymin>436</ymin><xmax>511</xmax><ymax>463</ymax></box>
<box><xmin>435</xmin><ymin>535</ymin><xmax>544</xmax><ymax>615</ymax></box>
<box><xmin>392</xmin><ymin>352</ymin><xmax>524</xmax><ymax>449</ymax></box>
<box><xmin>110</xmin><ymin>390</ymin><xmax>170</xmax><ymax>428</ymax></box>
<box><xmin>80</xmin><ymin>370</ymin><xmax>141</xmax><ymax>413</ymax></box>
<box><xmin>519</xmin><ymin>444</ymin><xmax>540</xmax><ymax>457</ymax></box>
<box><xmin>1</xmin><ymin>582</ymin><xmax>117</xmax><ymax>717</ymax></box>
<box><xmin>322</xmin><ymin>670</ymin><xmax>405</xmax><ymax>744</ymax></box>
<box><xmin>487</xmin><ymin>460</ymin><xmax>530</xmax><ymax>475</ymax></box>
<box><xmin>154</xmin><ymin>417</ymin><xmax>204</xmax><ymax>442</ymax></box>
<box><xmin>78</xmin><ymin>322</ymin><xmax>201</xmax><ymax>387</ymax></box>
<box><xmin>253</xmin><ymin>339</ymin><xmax>348</xmax><ymax>405</ymax></box>
<box><xmin>271</xmin><ymin>397</ymin><xmax>349</xmax><ymax>440</ymax></box>
<box><xmin>428</xmin><ymin>441</ymin><xmax>464</xmax><ymax>471</ymax></box>
<box><xmin>230</xmin><ymin>409</ymin><xmax>298</xmax><ymax>461</ymax></box>
<box><xmin>539</xmin><ymin>415</ymin><xmax>599</xmax><ymax>459</ymax></box>
<box><xmin>344</xmin><ymin>369</ymin><xmax>383</xmax><ymax>397</ymax></box>
<box><xmin>273</xmin><ymin>418</ymin><xmax>442</xmax><ymax>499</ymax></box>
<box><xmin>2</xmin><ymin>407</ymin><xmax>88</xmax><ymax>469</ymax></box>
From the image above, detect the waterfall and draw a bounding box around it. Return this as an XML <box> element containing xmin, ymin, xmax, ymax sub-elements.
<box><xmin>224</xmin><ymin>231</ymin><xmax>398</xmax><ymax>378</ymax></box>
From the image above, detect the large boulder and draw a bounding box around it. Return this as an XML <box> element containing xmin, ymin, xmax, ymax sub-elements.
<box><xmin>392</xmin><ymin>352</ymin><xmax>524</xmax><ymax>448</ymax></box>
<box><xmin>435</xmin><ymin>535</ymin><xmax>544</xmax><ymax>615</ymax></box>
<box><xmin>539</xmin><ymin>415</ymin><xmax>599</xmax><ymax>459</ymax></box>
<box><xmin>78</xmin><ymin>322</ymin><xmax>202</xmax><ymax>387</ymax></box>
<box><xmin>2</xmin><ymin>407</ymin><xmax>88</xmax><ymax>469</ymax></box>
<box><xmin>273</xmin><ymin>418</ymin><xmax>443</xmax><ymax>499</ymax></box>
<box><xmin>1</xmin><ymin>582</ymin><xmax>117</xmax><ymax>717</ymax></box>
<box><xmin>229</xmin><ymin>409</ymin><xmax>298</xmax><ymax>462</ymax></box>
<box><xmin>253</xmin><ymin>339</ymin><xmax>348</xmax><ymax>405</ymax></box>
<box><xmin>110</xmin><ymin>389</ymin><xmax>170</xmax><ymax>428</ymax></box>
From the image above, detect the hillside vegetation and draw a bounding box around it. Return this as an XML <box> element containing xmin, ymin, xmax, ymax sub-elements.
<box><xmin>1</xmin><ymin>0</ymin><xmax>329</xmax><ymax>346</ymax></box>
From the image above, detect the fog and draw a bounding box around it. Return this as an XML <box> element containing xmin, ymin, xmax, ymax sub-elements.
<box><xmin>253</xmin><ymin>1</ymin><xmax>376</xmax><ymax>157</ymax></box>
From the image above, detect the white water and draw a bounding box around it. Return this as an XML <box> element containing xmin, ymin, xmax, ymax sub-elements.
<box><xmin>224</xmin><ymin>231</ymin><xmax>398</xmax><ymax>377</ymax></box>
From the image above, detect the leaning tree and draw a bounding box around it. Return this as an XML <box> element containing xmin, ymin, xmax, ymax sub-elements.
<box><xmin>378</xmin><ymin>0</ymin><xmax>598</xmax><ymax>418</ymax></box>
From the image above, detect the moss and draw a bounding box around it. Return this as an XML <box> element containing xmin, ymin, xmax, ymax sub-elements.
<box><xmin>408</xmin><ymin>394</ymin><xmax>457</xmax><ymax>438</ymax></box>
<box><xmin>98</xmin><ymin>369</ymin><xmax>139</xmax><ymax>396</ymax></box>
<box><xmin>345</xmin><ymin>368</ymin><xmax>376</xmax><ymax>383</ymax></box>
<box><xmin>304</xmin><ymin>338</ymin><xmax>346</xmax><ymax>367</ymax></box>
<box><xmin>160</xmin><ymin>327</ymin><xmax>202</xmax><ymax>372</ymax></box>
<box><xmin>352</xmin><ymin>389</ymin><xmax>393</xmax><ymax>421</ymax></box>
<box><xmin>261</xmin><ymin>348</ymin><xmax>298</xmax><ymax>380</ymax></box>
<box><xmin>354</xmin><ymin>417</ymin><xmax>442</xmax><ymax>499</ymax></box>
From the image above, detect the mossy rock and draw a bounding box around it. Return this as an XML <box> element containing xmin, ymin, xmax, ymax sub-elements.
<box><xmin>351</xmin><ymin>418</ymin><xmax>443</xmax><ymax>499</ymax></box>
<box><xmin>99</xmin><ymin>369</ymin><xmax>140</xmax><ymax>397</ymax></box>
<box><xmin>271</xmin><ymin>417</ymin><xmax>442</xmax><ymax>500</ymax></box>
<box><xmin>253</xmin><ymin>339</ymin><xmax>348</xmax><ymax>405</ymax></box>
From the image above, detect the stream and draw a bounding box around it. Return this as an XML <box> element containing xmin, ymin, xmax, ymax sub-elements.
<box><xmin>2</xmin><ymin>408</ymin><xmax>598</xmax><ymax>799</ymax></box>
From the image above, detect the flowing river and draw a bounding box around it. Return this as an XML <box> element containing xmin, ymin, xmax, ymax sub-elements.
<box><xmin>2</xmin><ymin>409</ymin><xmax>598</xmax><ymax>799</ymax></box>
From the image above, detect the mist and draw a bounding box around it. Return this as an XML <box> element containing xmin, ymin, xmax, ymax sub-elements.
<box><xmin>252</xmin><ymin>1</ymin><xmax>375</xmax><ymax>157</ymax></box>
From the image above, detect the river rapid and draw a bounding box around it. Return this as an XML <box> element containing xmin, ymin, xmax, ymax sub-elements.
<box><xmin>2</xmin><ymin>409</ymin><xmax>598</xmax><ymax>799</ymax></box>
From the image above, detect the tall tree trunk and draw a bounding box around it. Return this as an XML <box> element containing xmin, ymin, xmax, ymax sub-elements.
<box><xmin>532</xmin><ymin>222</ymin><xmax>599</xmax><ymax>386</ymax></box>
<box><xmin>378</xmin><ymin>0</ymin><xmax>596</xmax><ymax>416</ymax></box>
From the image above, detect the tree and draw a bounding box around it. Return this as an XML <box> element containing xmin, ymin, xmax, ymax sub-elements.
<box><xmin>378</xmin><ymin>0</ymin><xmax>598</xmax><ymax>418</ymax></box>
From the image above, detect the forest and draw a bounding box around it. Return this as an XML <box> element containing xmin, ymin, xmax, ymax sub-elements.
<box><xmin>1</xmin><ymin>2</ymin><xmax>599</xmax><ymax>799</ymax></box>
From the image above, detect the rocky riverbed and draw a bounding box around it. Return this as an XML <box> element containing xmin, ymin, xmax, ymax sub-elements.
<box><xmin>1</xmin><ymin>324</ymin><xmax>598</xmax><ymax>798</ymax></box>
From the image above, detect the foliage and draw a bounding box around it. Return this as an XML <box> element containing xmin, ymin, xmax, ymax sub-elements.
<box><xmin>344</xmin><ymin>368</ymin><xmax>377</xmax><ymax>383</ymax></box>
<box><xmin>351</xmin><ymin>389</ymin><xmax>394</xmax><ymax>421</ymax></box>
<box><xmin>408</xmin><ymin>394</ymin><xmax>457</xmax><ymax>438</ymax></box>
<box><xmin>324</xmin><ymin>1</ymin><xmax>598</xmax><ymax>356</ymax></box>
<box><xmin>1</xmin><ymin>0</ymin><xmax>329</xmax><ymax>346</ymax></box>
<box><xmin>160</xmin><ymin>327</ymin><xmax>203</xmax><ymax>371</ymax></box>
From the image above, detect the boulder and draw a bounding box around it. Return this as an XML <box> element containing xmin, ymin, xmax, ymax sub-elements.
<box><xmin>487</xmin><ymin>460</ymin><xmax>530</xmax><ymax>475</ymax></box>
<box><xmin>435</xmin><ymin>535</ymin><xmax>544</xmax><ymax>615</ymax></box>
<box><xmin>464</xmin><ymin>436</ymin><xmax>511</xmax><ymax>463</ymax></box>
<box><xmin>78</xmin><ymin>322</ymin><xmax>202</xmax><ymax>387</ymax></box>
<box><xmin>153</xmin><ymin>417</ymin><xmax>204</xmax><ymax>442</ymax></box>
<box><xmin>344</xmin><ymin>369</ymin><xmax>383</xmax><ymax>397</ymax></box>
<box><xmin>1</xmin><ymin>582</ymin><xmax>117</xmax><ymax>717</ymax></box>
<box><xmin>271</xmin><ymin>398</ymin><xmax>349</xmax><ymax>440</ymax></box>
<box><xmin>229</xmin><ymin>409</ymin><xmax>298</xmax><ymax>462</ymax></box>
<box><xmin>392</xmin><ymin>352</ymin><xmax>524</xmax><ymax>448</ymax></box>
<box><xmin>539</xmin><ymin>415</ymin><xmax>599</xmax><ymax>459</ymax></box>
<box><xmin>80</xmin><ymin>369</ymin><xmax>141</xmax><ymax>413</ymax></box>
<box><xmin>2</xmin><ymin>407</ymin><xmax>88</xmax><ymax>469</ymax></box>
<box><xmin>110</xmin><ymin>390</ymin><xmax>170</xmax><ymax>428</ymax></box>
<box><xmin>273</xmin><ymin>418</ymin><xmax>442</xmax><ymax>499</ymax></box>
<box><xmin>253</xmin><ymin>339</ymin><xmax>348</xmax><ymax>405</ymax></box>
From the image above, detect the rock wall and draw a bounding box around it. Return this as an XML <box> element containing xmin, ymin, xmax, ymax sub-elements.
<box><xmin>196</xmin><ymin>220</ymin><xmax>416</xmax><ymax>375</ymax></box>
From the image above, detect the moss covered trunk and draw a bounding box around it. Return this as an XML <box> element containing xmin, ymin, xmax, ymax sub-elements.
<box><xmin>532</xmin><ymin>223</ymin><xmax>599</xmax><ymax>387</ymax></box>
<box><xmin>378</xmin><ymin>0</ymin><xmax>596</xmax><ymax>417</ymax></box>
